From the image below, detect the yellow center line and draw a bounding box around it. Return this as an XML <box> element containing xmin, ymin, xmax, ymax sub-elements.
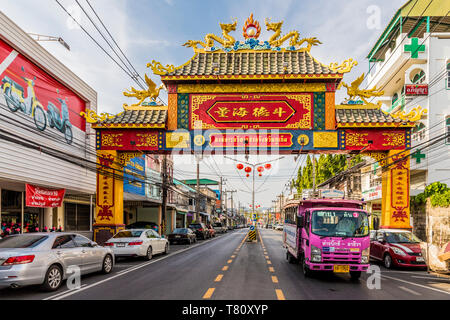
<box><xmin>231</xmin><ymin>255</ymin><xmax>236</xmax><ymax>258</ymax></box>
<box><xmin>222</xmin><ymin>266</ymin><xmax>229</xmax><ymax>271</ymax></box>
<box><xmin>265</xmin><ymin>255</ymin><xmax>269</xmax><ymax>259</ymax></box>
<box><xmin>275</xmin><ymin>289</ymin><xmax>285</xmax><ymax>300</ymax></box>
<box><xmin>227</xmin><ymin>259</ymin><xmax>233</xmax><ymax>264</ymax></box>
<box><xmin>267</xmin><ymin>260</ymin><xmax>272</xmax><ymax>264</ymax></box>
<box><xmin>214</xmin><ymin>274</ymin><xmax>224</xmax><ymax>282</ymax></box>
<box><xmin>271</xmin><ymin>276</ymin><xmax>279</xmax><ymax>283</ymax></box>
<box><xmin>203</xmin><ymin>288</ymin><xmax>215</xmax><ymax>299</ymax></box>
<box><xmin>269</xmin><ymin>267</ymin><xmax>275</xmax><ymax>272</ymax></box>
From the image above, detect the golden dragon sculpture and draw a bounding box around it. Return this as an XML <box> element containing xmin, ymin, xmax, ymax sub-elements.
<box><xmin>264</xmin><ymin>18</ymin><xmax>321</xmax><ymax>50</ymax></box>
<box><xmin>183</xmin><ymin>19</ymin><xmax>237</xmax><ymax>49</ymax></box>
<box><xmin>340</xmin><ymin>73</ymin><xmax>384</xmax><ymax>108</ymax></box>
<box><xmin>123</xmin><ymin>74</ymin><xmax>165</xmax><ymax>109</ymax></box>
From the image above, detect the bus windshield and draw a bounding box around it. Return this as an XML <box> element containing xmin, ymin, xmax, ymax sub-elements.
<box><xmin>311</xmin><ymin>210</ymin><xmax>369</xmax><ymax>238</ymax></box>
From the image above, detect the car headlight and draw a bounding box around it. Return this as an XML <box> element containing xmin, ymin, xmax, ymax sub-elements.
<box><xmin>360</xmin><ymin>247</ymin><xmax>370</xmax><ymax>264</ymax></box>
<box><xmin>392</xmin><ymin>247</ymin><xmax>406</xmax><ymax>256</ymax></box>
<box><xmin>311</xmin><ymin>254</ymin><xmax>322</xmax><ymax>262</ymax></box>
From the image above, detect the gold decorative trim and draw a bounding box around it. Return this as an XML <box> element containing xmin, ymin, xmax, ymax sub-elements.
<box><xmin>147</xmin><ymin>53</ymin><xmax>199</xmax><ymax>76</ymax></box>
<box><xmin>313</xmin><ymin>132</ymin><xmax>338</xmax><ymax>148</ymax></box>
<box><xmin>177</xmin><ymin>83</ymin><xmax>326</xmax><ymax>93</ymax></box>
<box><xmin>161</xmin><ymin>74</ymin><xmax>343</xmax><ymax>81</ymax></box>
<box><xmin>328</xmin><ymin>58</ymin><xmax>358</xmax><ymax>73</ymax></box>
<box><xmin>388</xmin><ymin>106</ymin><xmax>427</xmax><ymax>122</ymax></box>
<box><xmin>80</xmin><ymin>109</ymin><xmax>123</xmax><ymax>124</ymax></box>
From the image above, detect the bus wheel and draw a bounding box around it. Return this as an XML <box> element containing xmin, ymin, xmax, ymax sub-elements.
<box><xmin>350</xmin><ymin>271</ymin><xmax>361</xmax><ymax>281</ymax></box>
<box><xmin>302</xmin><ymin>256</ymin><xmax>311</xmax><ymax>277</ymax></box>
<box><xmin>287</xmin><ymin>251</ymin><xmax>296</xmax><ymax>264</ymax></box>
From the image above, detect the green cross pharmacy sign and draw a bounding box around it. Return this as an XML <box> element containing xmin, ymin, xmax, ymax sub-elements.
<box><xmin>404</xmin><ymin>38</ymin><xmax>425</xmax><ymax>59</ymax></box>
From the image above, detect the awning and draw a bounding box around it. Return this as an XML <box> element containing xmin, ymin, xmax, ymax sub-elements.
<box><xmin>200</xmin><ymin>212</ymin><xmax>210</xmax><ymax>216</ymax></box>
<box><xmin>177</xmin><ymin>210</ymin><xmax>187</xmax><ymax>215</ymax></box>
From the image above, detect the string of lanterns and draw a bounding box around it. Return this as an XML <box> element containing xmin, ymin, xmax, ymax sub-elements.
<box><xmin>236</xmin><ymin>163</ymin><xmax>272</xmax><ymax>177</ymax></box>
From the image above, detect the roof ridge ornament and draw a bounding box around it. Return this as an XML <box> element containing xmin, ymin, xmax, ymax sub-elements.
<box><xmin>388</xmin><ymin>106</ymin><xmax>427</xmax><ymax>122</ymax></box>
<box><xmin>338</xmin><ymin>73</ymin><xmax>384</xmax><ymax>108</ymax></box>
<box><xmin>183</xmin><ymin>18</ymin><xmax>238</xmax><ymax>50</ymax></box>
<box><xmin>122</xmin><ymin>74</ymin><xmax>166</xmax><ymax>110</ymax></box>
<box><xmin>328</xmin><ymin>58</ymin><xmax>358</xmax><ymax>73</ymax></box>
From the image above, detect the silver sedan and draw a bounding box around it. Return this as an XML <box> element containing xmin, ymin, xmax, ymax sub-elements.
<box><xmin>104</xmin><ymin>229</ymin><xmax>169</xmax><ymax>260</ymax></box>
<box><xmin>0</xmin><ymin>232</ymin><xmax>114</xmax><ymax>291</ymax></box>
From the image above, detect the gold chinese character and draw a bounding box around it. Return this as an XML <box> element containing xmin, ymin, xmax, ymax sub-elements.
<box><xmin>273</xmin><ymin>107</ymin><xmax>286</xmax><ymax>117</ymax></box>
<box><xmin>215</xmin><ymin>107</ymin><xmax>230</xmax><ymax>117</ymax></box>
<box><xmin>233</xmin><ymin>107</ymin><xmax>249</xmax><ymax>117</ymax></box>
<box><xmin>253</xmin><ymin>107</ymin><xmax>270</xmax><ymax>117</ymax></box>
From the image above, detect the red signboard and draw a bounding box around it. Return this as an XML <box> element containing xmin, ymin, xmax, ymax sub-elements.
<box><xmin>0</xmin><ymin>39</ymin><xmax>86</xmax><ymax>133</ymax></box>
<box><xmin>190</xmin><ymin>93</ymin><xmax>313</xmax><ymax>130</ymax></box>
<box><xmin>98</xmin><ymin>129</ymin><xmax>160</xmax><ymax>151</ymax></box>
<box><xmin>209</xmin><ymin>133</ymin><xmax>293</xmax><ymax>148</ymax></box>
<box><xmin>405</xmin><ymin>84</ymin><xmax>428</xmax><ymax>96</ymax></box>
<box><xmin>344</xmin><ymin>129</ymin><xmax>407</xmax><ymax>150</ymax></box>
<box><xmin>26</xmin><ymin>184</ymin><xmax>65</xmax><ymax>208</ymax></box>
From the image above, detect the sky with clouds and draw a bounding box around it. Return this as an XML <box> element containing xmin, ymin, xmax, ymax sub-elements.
<box><xmin>1</xmin><ymin>0</ymin><xmax>405</xmax><ymax>209</ymax></box>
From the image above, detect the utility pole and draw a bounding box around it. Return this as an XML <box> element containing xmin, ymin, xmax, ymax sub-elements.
<box><xmin>312</xmin><ymin>155</ymin><xmax>316</xmax><ymax>194</ymax></box>
<box><xmin>161</xmin><ymin>154</ymin><xmax>168</xmax><ymax>235</ymax></box>
<box><xmin>228</xmin><ymin>190</ymin><xmax>237</xmax><ymax>226</ymax></box>
<box><xmin>195</xmin><ymin>155</ymin><xmax>200</xmax><ymax>223</ymax></box>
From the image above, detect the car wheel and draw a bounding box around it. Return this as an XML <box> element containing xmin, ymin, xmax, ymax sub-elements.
<box><xmin>287</xmin><ymin>251</ymin><xmax>296</xmax><ymax>264</ymax></box>
<box><xmin>42</xmin><ymin>265</ymin><xmax>63</xmax><ymax>292</ymax></box>
<box><xmin>102</xmin><ymin>254</ymin><xmax>113</xmax><ymax>274</ymax></box>
<box><xmin>302</xmin><ymin>256</ymin><xmax>311</xmax><ymax>277</ymax></box>
<box><xmin>384</xmin><ymin>254</ymin><xmax>393</xmax><ymax>269</ymax></box>
<box><xmin>145</xmin><ymin>246</ymin><xmax>153</xmax><ymax>261</ymax></box>
<box><xmin>164</xmin><ymin>243</ymin><xmax>169</xmax><ymax>255</ymax></box>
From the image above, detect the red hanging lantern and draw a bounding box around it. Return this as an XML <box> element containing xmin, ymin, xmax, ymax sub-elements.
<box><xmin>257</xmin><ymin>166</ymin><xmax>264</xmax><ymax>172</ymax></box>
<box><xmin>244</xmin><ymin>166</ymin><xmax>252</xmax><ymax>173</ymax></box>
<box><xmin>259</xmin><ymin>173</ymin><xmax>262</xmax><ymax>177</ymax></box>
<box><xmin>265</xmin><ymin>163</ymin><xmax>272</xmax><ymax>169</ymax></box>
<box><xmin>246</xmin><ymin>174</ymin><xmax>250</xmax><ymax>177</ymax></box>
<box><xmin>237</xmin><ymin>163</ymin><xmax>244</xmax><ymax>170</ymax></box>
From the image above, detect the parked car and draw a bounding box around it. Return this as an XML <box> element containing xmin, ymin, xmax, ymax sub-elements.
<box><xmin>0</xmin><ymin>233</ymin><xmax>114</xmax><ymax>291</ymax></box>
<box><xmin>188</xmin><ymin>223</ymin><xmax>209</xmax><ymax>240</ymax></box>
<box><xmin>212</xmin><ymin>222</ymin><xmax>226</xmax><ymax>234</ymax></box>
<box><xmin>370</xmin><ymin>229</ymin><xmax>426</xmax><ymax>269</ymax></box>
<box><xmin>126</xmin><ymin>221</ymin><xmax>158</xmax><ymax>233</ymax></box>
<box><xmin>104</xmin><ymin>229</ymin><xmax>169</xmax><ymax>260</ymax></box>
<box><xmin>167</xmin><ymin>228</ymin><xmax>197</xmax><ymax>245</ymax></box>
<box><xmin>206</xmin><ymin>225</ymin><xmax>216</xmax><ymax>238</ymax></box>
<box><xmin>275</xmin><ymin>224</ymin><xmax>283</xmax><ymax>231</ymax></box>
<box><xmin>266</xmin><ymin>224</ymin><xmax>273</xmax><ymax>229</ymax></box>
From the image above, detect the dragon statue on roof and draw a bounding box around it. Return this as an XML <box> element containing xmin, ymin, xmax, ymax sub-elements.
<box><xmin>122</xmin><ymin>74</ymin><xmax>165</xmax><ymax>109</ymax></box>
<box><xmin>264</xmin><ymin>18</ymin><xmax>321</xmax><ymax>50</ymax></box>
<box><xmin>183</xmin><ymin>19</ymin><xmax>238</xmax><ymax>49</ymax></box>
<box><xmin>340</xmin><ymin>73</ymin><xmax>384</xmax><ymax>107</ymax></box>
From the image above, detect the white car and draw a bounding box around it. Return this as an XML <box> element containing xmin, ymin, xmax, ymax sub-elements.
<box><xmin>104</xmin><ymin>229</ymin><xmax>169</xmax><ymax>260</ymax></box>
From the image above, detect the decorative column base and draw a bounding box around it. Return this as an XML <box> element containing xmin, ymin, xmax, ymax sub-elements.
<box><xmin>93</xmin><ymin>224</ymin><xmax>126</xmax><ymax>245</ymax></box>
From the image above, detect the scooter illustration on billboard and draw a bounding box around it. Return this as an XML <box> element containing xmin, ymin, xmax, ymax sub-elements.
<box><xmin>2</xmin><ymin>75</ymin><xmax>47</xmax><ymax>131</ymax></box>
<box><xmin>1</xmin><ymin>69</ymin><xmax>74</xmax><ymax>145</ymax></box>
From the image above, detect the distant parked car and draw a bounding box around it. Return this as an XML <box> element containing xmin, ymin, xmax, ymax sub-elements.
<box><xmin>104</xmin><ymin>229</ymin><xmax>169</xmax><ymax>260</ymax></box>
<box><xmin>167</xmin><ymin>228</ymin><xmax>196</xmax><ymax>245</ymax></box>
<box><xmin>188</xmin><ymin>223</ymin><xmax>209</xmax><ymax>240</ymax></box>
<box><xmin>126</xmin><ymin>221</ymin><xmax>158</xmax><ymax>233</ymax></box>
<box><xmin>0</xmin><ymin>233</ymin><xmax>114</xmax><ymax>291</ymax></box>
<box><xmin>206</xmin><ymin>225</ymin><xmax>216</xmax><ymax>238</ymax></box>
<box><xmin>275</xmin><ymin>224</ymin><xmax>283</xmax><ymax>231</ymax></box>
<box><xmin>370</xmin><ymin>229</ymin><xmax>426</xmax><ymax>269</ymax></box>
<box><xmin>212</xmin><ymin>222</ymin><xmax>226</xmax><ymax>234</ymax></box>
<box><xmin>267</xmin><ymin>224</ymin><xmax>273</xmax><ymax>229</ymax></box>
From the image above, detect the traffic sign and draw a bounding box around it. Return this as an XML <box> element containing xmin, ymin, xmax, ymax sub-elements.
<box><xmin>249</xmin><ymin>225</ymin><xmax>255</xmax><ymax>231</ymax></box>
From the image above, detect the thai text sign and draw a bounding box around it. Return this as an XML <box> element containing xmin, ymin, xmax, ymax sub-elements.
<box><xmin>25</xmin><ymin>184</ymin><xmax>65</xmax><ymax>207</ymax></box>
<box><xmin>190</xmin><ymin>93</ymin><xmax>312</xmax><ymax>130</ymax></box>
<box><xmin>209</xmin><ymin>133</ymin><xmax>293</xmax><ymax>148</ymax></box>
<box><xmin>405</xmin><ymin>84</ymin><xmax>428</xmax><ymax>96</ymax></box>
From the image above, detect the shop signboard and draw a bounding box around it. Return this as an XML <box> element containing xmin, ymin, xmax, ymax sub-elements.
<box><xmin>124</xmin><ymin>156</ymin><xmax>146</xmax><ymax>196</ymax></box>
<box><xmin>405</xmin><ymin>84</ymin><xmax>428</xmax><ymax>96</ymax></box>
<box><xmin>362</xmin><ymin>185</ymin><xmax>382</xmax><ymax>201</ymax></box>
<box><xmin>25</xmin><ymin>184</ymin><xmax>65</xmax><ymax>207</ymax></box>
<box><xmin>0</xmin><ymin>39</ymin><xmax>87</xmax><ymax>152</ymax></box>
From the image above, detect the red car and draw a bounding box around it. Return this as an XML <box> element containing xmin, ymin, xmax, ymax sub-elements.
<box><xmin>370</xmin><ymin>229</ymin><xmax>427</xmax><ymax>269</ymax></box>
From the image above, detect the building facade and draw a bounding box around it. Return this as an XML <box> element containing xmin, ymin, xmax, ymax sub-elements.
<box><xmin>0</xmin><ymin>11</ymin><xmax>97</xmax><ymax>238</ymax></box>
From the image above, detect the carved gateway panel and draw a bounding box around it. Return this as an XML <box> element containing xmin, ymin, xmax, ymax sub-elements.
<box><xmin>189</xmin><ymin>93</ymin><xmax>313</xmax><ymax>130</ymax></box>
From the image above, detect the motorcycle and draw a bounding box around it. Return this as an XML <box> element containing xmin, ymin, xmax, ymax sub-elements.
<box><xmin>1</xmin><ymin>76</ymin><xmax>47</xmax><ymax>131</ymax></box>
<box><xmin>46</xmin><ymin>97</ymin><xmax>73</xmax><ymax>144</ymax></box>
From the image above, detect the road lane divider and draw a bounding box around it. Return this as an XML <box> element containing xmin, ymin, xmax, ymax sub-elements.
<box><xmin>398</xmin><ymin>286</ymin><xmax>421</xmax><ymax>296</ymax></box>
<box><xmin>269</xmin><ymin>267</ymin><xmax>275</xmax><ymax>272</ymax></box>
<box><xmin>203</xmin><ymin>288</ymin><xmax>215</xmax><ymax>299</ymax></box>
<box><xmin>275</xmin><ymin>289</ymin><xmax>285</xmax><ymax>300</ymax></box>
<box><xmin>214</xmin><ymin>275</ymin><xmax>224</xmax><ymax>282</ymax></box>
<box><xmin>381</xmin><ymin>274</ymin><xmax>450</xmax><ymax>295</ymax></box>
<box><xmin>271</xmin><ymin>276</ymin><xmax>279</xmax><ymax>284</ymax></box>
<box><xmin>222</xmin><ymin>266</ymin><xmax>229</xmax><ymax>271</ymax></box>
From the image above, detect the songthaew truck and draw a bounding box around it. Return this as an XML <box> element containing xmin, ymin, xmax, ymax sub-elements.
<box><xmin>283</xmin><ymin>195</ymin><xmax>370</xmax><ymax>280</ymax></box>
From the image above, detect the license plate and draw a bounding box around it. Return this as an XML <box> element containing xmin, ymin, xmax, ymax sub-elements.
<box><xmin>333</xmin><ymin>265</ymin><xmax>350</xmax><ymax>273</ymax></box>
<box><xmin>175</xmin><ymin>235</ymin><xmax>181</xmax><ymax>238</ymax></box>
<box><xmin>116</xmin><ymin>243</ymin><xmax>125</xmax><ymax>247</ymax></box>
<box><xmin>416</xmin><ymin>257</ymin><xmax>424</xmax><ymax>262</ymax></box>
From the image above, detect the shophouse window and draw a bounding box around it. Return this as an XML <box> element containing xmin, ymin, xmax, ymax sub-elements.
<box><xmin>412</xmin><ymin>122</ymin><xmax>426</xmax><ymax>142</ymax></box>
<box><xmin>446</xmin><ymin>118</ymin><xmax>450</xmax><ymax>144</ymax></box>
<box><xmin>412</xmin><ymin>70</ymin><xmax>425</xmax><ymax>84</ymax></box>
<box><xmin>65</xmin><ymin>203</ymin><xmax>90</xmax><ymax>231</ymax></box>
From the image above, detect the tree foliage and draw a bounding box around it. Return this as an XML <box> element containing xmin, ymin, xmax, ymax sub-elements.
<box><xmin>411</xmin><ymin>182</ymin><xmax>450</xmax><ymax>207</ymax></box>
<box><xmin>294</xmin><ymin>154</ymin><xmax>363</xmax><ymax>193</ymax></box>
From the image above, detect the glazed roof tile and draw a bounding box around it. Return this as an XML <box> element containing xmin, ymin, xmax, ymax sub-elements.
<box><xmin>165</xmin><ymin>51</ymin><xmax>336</xmax><ymax>76</ymax></box>
<box><xmin>102</xmin><ymin>109</ymin><xmax>167</xmax><ymax>125</ymax></box>
<box><xmin>335</xmin><ymin>108</ymin><xmax>402</xmax><ymax>124</ymax></box>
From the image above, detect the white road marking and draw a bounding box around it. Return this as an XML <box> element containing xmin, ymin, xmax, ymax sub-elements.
<box><xmin>398</xmin><ymin>286</ymin><xmax>421</xmax><ymax>296</ymax></box>
<box><xmin>411</xmin><ymin>275</ymin><xmax>450</xmax><ymax>282</ymax></box>
<box><xmin>46</xmin><ymin>230</ymin><xmax>245</xmax><ymax>300</ymax></box>
<box><xmin>381</xmin><ymin>274</ymin><xmax>450</xmax><ymax>295</ymax></box>
<box><xmin>43</xmin><ymin>284</ymin><xmax>87</xmax><ymax>300</ymax></box>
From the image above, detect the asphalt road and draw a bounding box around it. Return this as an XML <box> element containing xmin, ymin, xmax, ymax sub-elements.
<box><xmin>0</xmin><ymin>228</ymin><xmax>449</xmax><ymax>300</ymax></box>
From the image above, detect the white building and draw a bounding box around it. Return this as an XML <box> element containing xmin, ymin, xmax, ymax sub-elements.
<box><xmin>0</xmin><ymin>11</ymin><xmax>97</xmax><ymax>237</ymax></box>
<box><xmin>366</xmin><ymin>0</ymin><xmax>450</xmax><ymax>195</ymax></box>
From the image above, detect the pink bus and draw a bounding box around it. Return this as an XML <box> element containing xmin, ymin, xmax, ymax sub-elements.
<box><xmin>283</xmin><ymin>198</ymin><xmax>370</xmax><ymax>280</ymax></box>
